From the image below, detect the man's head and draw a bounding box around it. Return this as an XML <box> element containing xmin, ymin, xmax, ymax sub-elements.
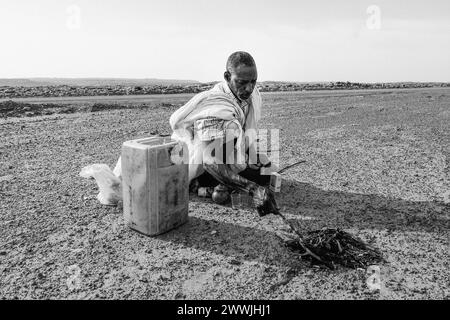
<box><xmin>224</xmin><ymin>51</ymin><xmax>257</xmax><ymax>101</ymax></box>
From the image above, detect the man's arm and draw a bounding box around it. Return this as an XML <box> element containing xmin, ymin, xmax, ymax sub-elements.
<box><xmin>200</xmin><ymin>136</ymin><xmax>279</xmax><ymax>216</ymax></box>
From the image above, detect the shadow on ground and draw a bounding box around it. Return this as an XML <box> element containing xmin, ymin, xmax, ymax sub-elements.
<box><xmin>155</xmin><ymin>179</ymin><xmax>449</xmax><ymax>268</ymax></box>
<box><xmin>276</xmin><ymin>179</ymin><xmax>449</xmax><ymax>233</ymax></box>
<box><xmin>158</xmin><ymin>215</ymin><xmax>295</xmax><ymax>267</ymax></box>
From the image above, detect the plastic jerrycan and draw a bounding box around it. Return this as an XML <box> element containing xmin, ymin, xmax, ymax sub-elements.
<box><xmin>121</xmin><ymin>136</ymin><xmax>189</xmax><ymax>236</ymax></box>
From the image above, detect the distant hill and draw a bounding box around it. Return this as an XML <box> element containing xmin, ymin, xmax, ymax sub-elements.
<box><xmin>0</xmin><ymin>79</ymin><xmax>448</xmax><ymax>99</ymax></box>
<box><xmin>0</xmin><ymin>78</ymin><xmax>200</xmax><ymax>87</ymax></box>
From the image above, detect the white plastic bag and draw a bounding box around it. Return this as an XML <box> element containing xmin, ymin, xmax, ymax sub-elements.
<box><xmin>112</xmin><ymin>157</ymin><xmax>122</xmax><ymax>179</ymax></box>
<box><xmin>80</xmin><ymin>163</ymin><xmax>122</xmax><ymax>205</ymax></box>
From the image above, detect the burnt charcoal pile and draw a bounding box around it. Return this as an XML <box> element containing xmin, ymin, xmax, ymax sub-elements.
<box><xmin>279</xmin><ymin>214</ymin><xmax>384</xmax><ymax>270</ymax></box>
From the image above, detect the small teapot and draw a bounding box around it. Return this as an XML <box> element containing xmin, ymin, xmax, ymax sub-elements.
<box><xmin>212</xmin><ymin>184</ymin><xmax>230</xmax><ymax>204</ymax></box>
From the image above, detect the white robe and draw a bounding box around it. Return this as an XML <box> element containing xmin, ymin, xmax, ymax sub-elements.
<box><xmin>169</xmin><ymin>81</ymin><xmax>262</xmax><ymax>182</ymax></box>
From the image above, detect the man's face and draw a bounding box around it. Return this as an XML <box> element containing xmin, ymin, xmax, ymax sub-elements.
<box><xmin>225</xmin><ymin>64</ymin><xmax>258</xmax><ymax>101</ymax></box>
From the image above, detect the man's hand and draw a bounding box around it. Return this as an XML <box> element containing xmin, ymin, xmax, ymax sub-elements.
<box><xmin>250</xmin><ymin>186</ymin><xmax>280</xmax><ymax>216</ymax></box>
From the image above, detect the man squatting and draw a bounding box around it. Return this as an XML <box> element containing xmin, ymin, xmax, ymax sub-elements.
<box><xmin>169</xmin><ymin>51</ymin><xmax>279</xmax><ymax>216</ymax></box>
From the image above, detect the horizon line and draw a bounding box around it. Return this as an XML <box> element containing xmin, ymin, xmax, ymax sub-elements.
<box><xmin>0</xmin><ymin>77</ymin><xmax>449</xmax><ymax>84</ymax></box>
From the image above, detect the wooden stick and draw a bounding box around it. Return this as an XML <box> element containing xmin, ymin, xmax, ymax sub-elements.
<box><xmin>277</xmin><ymin>213</ymin><xmax>324</xmax><ymax>263</ymax></box>
<box><xmin>277</xmin><ymin>160</ymin><xmax>306</xmax><ymax>174</ymax></box>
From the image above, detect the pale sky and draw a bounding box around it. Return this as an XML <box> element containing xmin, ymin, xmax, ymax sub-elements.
<box><xmin>1</xmin><ymin>0</ymin><xmax>449</xmax><ymax>82</ymax></box>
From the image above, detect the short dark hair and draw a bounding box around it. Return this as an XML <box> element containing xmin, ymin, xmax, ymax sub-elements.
<box><xmin>226</xmin><ymin>51</ymin><xmax>256</xmax><ymax>73</ymax></box>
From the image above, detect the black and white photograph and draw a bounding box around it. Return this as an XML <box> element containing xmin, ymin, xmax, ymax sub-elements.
<box><xmin>0</xmin><ymin>0</ymin><xmax>449</xmax><ymax>304</ymax></box>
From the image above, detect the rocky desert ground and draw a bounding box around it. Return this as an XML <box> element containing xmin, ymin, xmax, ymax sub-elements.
<box><xmin>0</xmin><ymin>88</ymin><xmax>449</xmax><ymax>299</ymax></box>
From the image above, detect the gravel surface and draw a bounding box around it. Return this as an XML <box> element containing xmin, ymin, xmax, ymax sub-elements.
<box><xmin>0</xmin><ymin>88</ymin><xmax>449</xmax><ymax>299</ymax></box>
